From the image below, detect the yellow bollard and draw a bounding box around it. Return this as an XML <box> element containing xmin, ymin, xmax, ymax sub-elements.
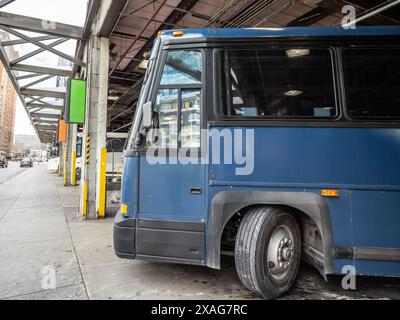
<box><xmin>63</xmin><ymin>147</ymin><xmax>68</xmax><ymax>186</ymax></box>
<box><xmin>98</xmin><ymin>148</ymin><xmax>107</xmax><ymax>219</ymax></box>
<box><xmin>82</xmin><ymin>180</ymin><xmax>88</xmax><ymax>220</ymax></box>
<box><xmin>71</xmin><ymin>151</ymin><xmax>77</xmax><ymax>186</ymax></box>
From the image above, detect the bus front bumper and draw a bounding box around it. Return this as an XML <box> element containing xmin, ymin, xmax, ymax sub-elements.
<box><xmin>113</xmin><ymin>210</ymin><xmax>136</xmax><ymax>260</ymax></box>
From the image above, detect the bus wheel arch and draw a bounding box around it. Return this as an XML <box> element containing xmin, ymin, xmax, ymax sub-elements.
<box><xmin>207</xmin><ymin>191</ymin><xmax>334</xmax><ymax>276</ymax></box>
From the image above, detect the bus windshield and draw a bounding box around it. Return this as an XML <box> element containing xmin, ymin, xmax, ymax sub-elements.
<box><xmin>126</xmin><ymin>38</ymin><xmax>161</xmax><ymax>150</ymax></box>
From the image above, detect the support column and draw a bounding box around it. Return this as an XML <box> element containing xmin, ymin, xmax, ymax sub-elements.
<box><xmin>79</xmin><ymin>35</ymin><xmax>109</xmax><ymax>219</ymax></box>
<box><xmin>58</xmin><ymin>142</ymin><xmax>64</xmax><ymax>176</ymax></box>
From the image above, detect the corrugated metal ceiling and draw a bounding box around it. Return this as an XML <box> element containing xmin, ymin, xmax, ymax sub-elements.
<box><xmin>107</xmin><ymin>0</ymin><xmax>400</xmax><ymax>132</ymax></box>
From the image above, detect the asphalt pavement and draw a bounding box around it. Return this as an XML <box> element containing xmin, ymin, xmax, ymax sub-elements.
<box><xmin>0</xmin><ymin>163</ymin><xmax>399</xmax><ymax>300</ymax></box>
<box><xmin>0</xmin><ymin>161</ymin><xmax>29</xmax><ymax>185</ymax></box>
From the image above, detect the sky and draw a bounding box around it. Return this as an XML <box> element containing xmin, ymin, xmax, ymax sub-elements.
<box><xmin>1</xmin><ymin>0</ymin><xmax>88</xmax><ymax>137</ymax></box>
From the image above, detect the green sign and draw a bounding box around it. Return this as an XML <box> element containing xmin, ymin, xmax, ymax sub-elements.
<box><xmin>67</xmin><ymin>79</ymin><xmax>86</xmax><ymax>124</ymax></box>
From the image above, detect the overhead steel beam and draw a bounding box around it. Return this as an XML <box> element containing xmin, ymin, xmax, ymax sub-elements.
<box><xmin>31</xmin><ymin>113</ymin><xmax>61</xmax><ymax>119</ymax></box>
<box><xmin>0</xmin><ymin>0</ymin><xmax>15</xmax><ymax>8</ymax></box>
<box><xmin>164</xmin><ymin>2</ymin><xmax>211</xmax><ymax>20</ymax></box>
<box><xmin>287</xmin><ymin>6</ymin><xmax>334</xmax><ymax>26</ymax></box>
<box><xmin>343</xmin><ymin>0</ymin><xmax>400</xmax><ymax>27</ymax></box>
<box><xmin>111</xmin><ymin>30</ymin><xmax>150</xmax><ymax>42</ymax></box>
<box><xmin>1</xmin><ymin>35</ymin><xmax>58</xmax><ymax>47</ymax></box>
<box><xmin>36</xmin><ymin>129</ymin><xmax>56</xmax><ymax>133</ymax></box>
<box><xmin>98</xmin><ymin>0</ymin><xmax>129</xmax><ymax>37</ymax></box>
<box><xmin>11</xmin><ymin>64</ymin><xmax>72</xmax><ymax>77</ymax></box>
<box><xmin>34</xmin><ymin>120</ymin><xmax>59</xmax><ymax>126</ymax></box>
<box><xmin>36</xmin><ymin>123</ymin><xmax>57</xmax><ymax>128</ymax></box>
<box><xmin>21</xmin><ymin>88</ymin><xmax>65</xmax><ymax>99</ymax></box>
<box><xmin>20</xmin><ymin>75</ymin><xmax>55</xmax><ymax>90</ymax></box>
<box><xmin>83</xmin><ymin>0</ymin><xmax>101</xmax><ymax>40</ymax></box>
<box><xmin>72</xmin><ymin>0</ymin><xmax>101</xmax><ymax>76</ymax></box>
<box><xmin>0</xmin><ymin>26</ymin><xmax>85</xmax><ymax>67</ymax></box>
<box><xmin>0</xmin><ymin>11</ymin><xmax>83</xmax><ymax>39</ymax></box>
<box><xmin>36</xmin><ymin>126</ymin><xmax>57</xmax><ymax>132</ymax></box>
<box><xmin>27</xmin><ymin>103</ymin><xmax>62</xmax><ymax>110</ymax></box>
<box><xmin>11</xmin><ymin>38</ymin><xmax>68</xmax><ymax>65</ymax></box>
<box><xmin>38</xmin><ymin>133</ymin><xmax>53</xmax><ymax>137</ymax></box>
<box><xmin>27</xmin><ymin>97</ymin><xmax>63</xmax><ymax>108</ymax></box>
<box><xmin>28</xmin><ymin>106</ymin><xmax>61</xmax><ymax>115</ymax></box>
<box><xmin>0</xmin><ymin>44</ymin><xmax>43</xmax><ymax>140</ymax></box>
<box><xmin>109</xmin><ymin>0</ymin><xmax>168</xmax><ymax>76</ymax></box>
<box><xmin>122</xmin><ymin>0</ymin><xmax>199</xmax><ymax>74</ymax></box>
<box><xmin>111</xmin><ymin>122</ymin><xmax>132</xmax><ymax>132</ymax></box>
<box><xmin>16</xmin><ymin>73</ymin><xmax>41</xmax><ymax>81</ymax></box>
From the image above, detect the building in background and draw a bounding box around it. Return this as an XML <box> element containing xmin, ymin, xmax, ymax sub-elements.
<box><xmin>56</xmin><ymin>57</ymin><xmax>73</xmax><ymax>101</ymax></box>
<box><xmin>0</xmin><ymin>31</ymin><xmax>18</xmax><ymax>157</ymax></box>
<box><xmin>14</xmin><ymin>134</ymin><xmax>42</xmax><ymax>151</ymax></box>
<box><xmin>13</xmin><ymin>133</ymin><xmax>47</xmax><ymax>160</ymax></box>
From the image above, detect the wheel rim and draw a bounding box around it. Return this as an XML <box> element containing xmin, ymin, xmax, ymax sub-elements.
<box><xmin>265</xmin><ymin>224</ymin><xmax>296</xmax><ymax>281</ymax></box>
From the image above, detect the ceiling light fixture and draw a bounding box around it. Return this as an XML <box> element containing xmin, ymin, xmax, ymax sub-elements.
<box><xmin>286</xmin><ymin>49</ymin><xmax>310</xmax><ymax>58</ymax></box>
<box><xmin>284</xmin><ymin>90</ymin><xmax>303</xmax><ymax>97</ymax></box>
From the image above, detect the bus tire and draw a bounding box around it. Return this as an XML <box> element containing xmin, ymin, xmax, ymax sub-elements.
<box><xmin>234</xmin><ymin>206</ymin><xmax>301</xmax><ymax>299</ymax></box>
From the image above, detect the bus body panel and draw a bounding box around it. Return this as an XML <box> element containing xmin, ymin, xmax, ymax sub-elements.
<box><xmin>206</xmin><ymin>126</ymin><xmax>400</xmax><ymax>275</ymax></box>
<box><xmin>208</xmin><ymin>127</ymin><xmax>400</xmax><ymax>187</ymax></box>
<box><xmin>351</xmin><ymin>191</ymin><xmax>400</xmax><ymax>249</ymax></box>
<box><xmin>135</xmin><ymin>157</ymin><xmax>207</xmax><ymax>262</ymax></box>
<box><xmin>138</xmin><ymin>157</ymin><xmax>206</xmax><ymax>222</ymax></box>
<box><xmin>113</xmin><ymin>156</ymin><xmax>138</xmax><ymax>259</ymax></box>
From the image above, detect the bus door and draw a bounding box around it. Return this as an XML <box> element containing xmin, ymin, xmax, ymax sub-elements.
<box><xmin>137</xmin><ymin>50</ymin><xmax>206</xmax><ymax>262</ymax></box>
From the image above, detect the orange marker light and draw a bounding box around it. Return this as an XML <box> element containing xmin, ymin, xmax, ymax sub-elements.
<box><xmin>321</xmin><ymin>189</ymin><xmax>339</xmax><ymax>197</ymax></box>
<box><xmin>173</xmin><ymin>31</ymin><xmax>184</xmax><ymax>37</ymax></box>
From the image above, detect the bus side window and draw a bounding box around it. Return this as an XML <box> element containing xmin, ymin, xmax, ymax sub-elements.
<box><xmin>218</xmin><ymin>48</ymin><xmax>337</xmax><ymax>119</ymax></box>
<box><xmin>343</xmin><ymin>47</ymin><xmax>400</xmax><ymax>120</ymax></box>
<box><xmin>147</xmin><ymin>50</ymin><xmax>203</xmax><ymax>149</ymax></box>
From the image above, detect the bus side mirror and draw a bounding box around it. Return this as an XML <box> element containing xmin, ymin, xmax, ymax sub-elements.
<box><xmin>143</xmin><ymin>101</ymin><xmax>153</xmax><ymax>130</ymax></box>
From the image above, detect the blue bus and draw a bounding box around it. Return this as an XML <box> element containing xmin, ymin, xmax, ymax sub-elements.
<box><xmin>114</xmin><ymin>27</ymin><xmax>400</xmax><ymax>299</ymax></box>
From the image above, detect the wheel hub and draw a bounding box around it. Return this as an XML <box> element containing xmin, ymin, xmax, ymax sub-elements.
<box><xmin>277</xmin><ymin>237</ymin><xmax>294</xmax><ymax>269</ymax></box>
<box><xmin>266</xmin><ymin>225</ymin><xmax>296</xmax><ymax>280</ymax></box>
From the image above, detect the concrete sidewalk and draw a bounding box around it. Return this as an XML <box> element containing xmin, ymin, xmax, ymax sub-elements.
<box><xmin>1</xmin><ymin>163</ymin><xmax>400</xmax><ymax>300</ymax></box>
<box><xmin>0</xmin><ymin>163</ymin><xmax>86</xmax><ymax>299</ymax></box>
<box><xmin>0</xmin><ymin>163</ymin><xmax>254</xmax><ymax>300</ymax></box>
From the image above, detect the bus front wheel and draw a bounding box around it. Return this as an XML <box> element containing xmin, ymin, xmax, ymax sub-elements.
<box><xmin>234</xmin><ymin>206</ymin><xmax>301</xmax><ymax>299</ymax></box>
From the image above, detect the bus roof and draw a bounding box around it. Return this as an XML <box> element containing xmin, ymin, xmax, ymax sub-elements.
<box><xmin>160</xmin><ymin>26</ymin><xmax>400</xmax><ymax>40</ymax></box>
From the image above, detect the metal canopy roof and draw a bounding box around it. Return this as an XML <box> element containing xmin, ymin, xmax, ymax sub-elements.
<box><xmin>0</xmin><ymin>0</ymin><xmax>98</xmax><ymax>144</ymax></box>
<box><xmin>2</xmin><ymin>0</ymin><xmax>400</xmax><ymax>143</ymax></box>
<box><xmin>106</xmin><ymin>0</ymin><xmax>400</xmax><ymax>133</ymax></box>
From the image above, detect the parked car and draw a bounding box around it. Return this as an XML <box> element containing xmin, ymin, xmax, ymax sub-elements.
<box><xmin>20</xmin><ymin>157</ymin><xmax>33</xmax><ymax>168</ymax></box>
<box><xmin>0</xmin><ymin>157</ymin><xmax>8</xmax><ymax>168</ymax></box>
